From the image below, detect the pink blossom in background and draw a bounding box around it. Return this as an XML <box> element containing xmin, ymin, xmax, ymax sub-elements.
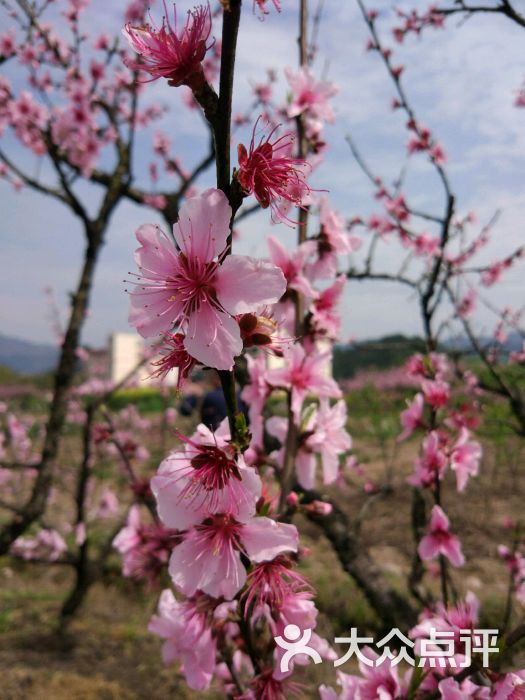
<box><xmin>253</xmin><ymin>0</ymin><xmax>281</xmax><ymax>18</ymax></box>
<box><xmin>96</xmin><ymin>487</ymin><xmax>120</xmax><ymax>519</ymax></box>
<box><xmin>514</xmin><ymin>80</ymin><xmax>525</xmax><ymax>107</ymax></box>
<box><xmin>305</xmin><ymin>399</ymin><xmax>352</xmax><ymax>485</ymax></box>
<box><xmin>148</xmin><ymin>589</ymin><xmax>217</xmax><ymax>690</ymax></box>
<box><xmin>413</xmin><ymin>232</ymin><xmax>440</xmax><ymax>257</ymax></box>
<box><xmin>410</xmin><ymin>431</ymin><xmax>448</xmax><ymax>488</ymax></box>
<box><xmin>422</xmin><ymin>378</ymin><xmax>450</xmax><ymax>408</ymax></box>
<box><xmin>398</xmin><ymin>392</ymin><xmax>424</xmax><ymax>441</ymax></box>
<box><xmin>310</xmin><ymin>197</ymin><xmax>361</xmax><ymax>277</ymax></box>
<box><xmin>384</xmin><ymin>194</ymin><xmax>410</xmax><ymax>223</ymax></box>
<box><xmin>113</xmin><ymin>506</ymin><xmax>179</xmax><ymax>585</ymax></box>
<box><xmin>285</xmin><ymin>65</ymin><xmax>338</xmax><ymax>125</ymax></box>
<box><xmin>168</xmin><ymin>514</ymin><xmax>298</xmax><ymax>599</ymax></box>
<box><xmin>509</xmin><ymin>341</ymin><xmax>525</xmax><ymax>365</ymax></box>
<box><xmin>418</xmin><ymin>505</ymin><xmax>465</xmax><ymax>567</ymax></box>
<box><xmin>450</xmin><ymin>427</ymin><xmax>482</xmax><ymax>492</ymax></box>
<box><xmin>267</xmin><ymin>235</ymin><xmax>318</xmax><ymax>299</ymax></box>
<box><xmin>309</xmin><ymin>275</ymin><xmax>346</xmax><ymax>340</ymax></box>
<box><xmin>0</xmin><ymin>30</ymin><xmax>16</xmax><ymax>58</ymax></box>
<box><xmin>128</xmin><ymin>188</ymin><xmax>286</xmax><ymax>370</ymax></box>
<box><xmin>123</xmin><ymin>3</ymin><xmax>213</xmax><ymax>88</ymax></box>
<box><xmin>241</xmin><ymin>353</ymin><xmax>271</xmax><ymax>449</ymax></box>
<box><xmin>149</xmin><ymin>332</ymin><xmax>197</xmax><ymax>388</ymax></box>
<box><xmin>267</xmin><ymin>344</ymin><xmax>341</xmax><ymax>422</ymax></box>
<box><xmin>457</xmin><ymin>288</ymin><xmax>477</xmax><ymax>318</ymax></box>
<box><xmin>341</xmin><ymin>366</ymin><xmax>420</xmax><ymax>393</ymax></box>
<box><xmin>11</xmin><ymin>528</ymin><xmax>67</xmax><ymax>562</ymax></box>
<box><xmin>236</xmin><ymin>119</ymin><xmax>313</xmax><ymax>223</ymax></box>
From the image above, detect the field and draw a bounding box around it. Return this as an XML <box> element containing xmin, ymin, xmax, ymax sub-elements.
<box><xmin>1</xmin><ymin>381</ymin><xmax>524</xmax><ymax>699</ymax></box>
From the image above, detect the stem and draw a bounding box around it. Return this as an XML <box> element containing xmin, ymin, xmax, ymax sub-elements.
<box><xmin>279</xmin><ymin>0</ymin><xmax>309</xmax><ymax>511</ymax></box>
<box><xmin>212</xmin><ymin>0</ymin><xmax>243</xmax><ymax>443</ymax></box>
<box><xmin>216</xmin><ymin>0</ymin><xmax>241</xmax><ymax>199</ymax></box>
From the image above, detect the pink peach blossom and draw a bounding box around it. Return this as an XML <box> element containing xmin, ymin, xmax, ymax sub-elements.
<box><xmin>128</xmin><ymin>188</ymin><xmax>286</xmax><ymax>370</ymax></box>
<box><xmin>123</xmin><ymin>2</ymin><xmax>213</xmax><ymax>88</ymax></box>
<box><xmin>305</xmin><ymin>399</ymin><xmax>352</xmax><ymax>486</ymax></box>
<box><xmin>267</xmin><ymin>235</ymin><xmax>318</xmax><ymax>299</ymax></box>
<box><xmin>418</xmin><ymin>505</ymin><xmax>465</xmax><ymax>567</ymax></box>
<box><xmin>422</xmin><ymin>378</ymin><xmax>450</xmax><ymax>408</ymax></box>
<box><xmin>151</xmin><ymin>434</ymin><xmax>261</xmax><ymax>530</ymax></box>
<box><xmin>285</xmin><ymin>66</ymin><xmax>338</xmax><ymax>125</ymax></box>
<box><xmin>148</xmin><ymin>589</ymin><xmax>217</xmax><ymax>690</ymax></box>
<box><xmin>267</xmin><ymin>344</ymin><xmax>341</xmax><ymax>422</ymax></box>
<box><xmin>236</xmin><ymin>119</ymin><xmax>313</xmax><ymax>223</ymax></box>
<box><xmin>450</xmin><ymin>427</ymin><xmax>482</xmax><ymax>492</ymax></box>
<box><xmin>399</xmin><ymin>392</ymin><xmax>424</xmax><ymax>441</ymax></box>
<box><xmin>309</xmin><ymin>275</ymin><xmax>346</xmax><ymax>340</ymax></box>
<box><xmin>168</xmin><ymin>514</ymin><xmax>298</xmax><ymax>599</ymax></box>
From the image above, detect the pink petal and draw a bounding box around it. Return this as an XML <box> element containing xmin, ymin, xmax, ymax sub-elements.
<box><xmin>296</xmin><ymin>451</ymin><xmax>316</xmax><ymax>490</ymax></box>
<box><xmin>438</xmin><ymin>677</ymin><xmax>469</xmax><ymax>700</ymax></box>
<box><xmin>151</xmin><ymin>457</ymin><xmax>203</xmax><ymax>530</ymax></box>
<box><xmin>241</xmin><ymin>517</ymin><xmax>298</xmax><ymax>562</ymax></box>
<box><xmin>267</xmin><ymin>235</ymin><xmax>289</xmax><ymax>269</ymax></box>
<box><xmin>168</xmin><ymin>536</ymin><xmax>246</xmax><ymax>599</ymax></box>
<box><xmin>134</xmin><ymin>223</ymin><xmax>179</xmax><ymax>275</ymax></box>
<box><xmin>174</xmin><ymin>188</ymin><xmax>231</xmax><ymax>262</ymax></box>
<box><xmin>430</xmin><ymin>504</ymin><xmax>450</xmax><ymax>532</ymax></box>
<box><xmin>321</xmin><ymin>450</ymin><xmax>340</xmax><ymax>484</ymax></box>
<box><xmin>418</xmin><ymin>534</ymin><xmax>441</xmax><ymax>561</ymax></box>
<box><xmin>184</xmin><ymin>305</ymin><xmax>242</xmax><ymax>370</ymax></box>
<box><xmin>442</xmin><ymin>535</ymin><xmax>465</xmax><ymax>567</ymax></box>
<box><xmin>215</xmin><ymin>255</ymin><xmax>286</xmax><ymax>314</ymax></box>
<box><xmin>289</xmin><ymin>273</ymin><xmax>319</xmax><ymax>299</ymax></box>
<box><xmin>265</xmin><ymin>416</ymin><xmax>288</xmax><ymax>443</ymax></box>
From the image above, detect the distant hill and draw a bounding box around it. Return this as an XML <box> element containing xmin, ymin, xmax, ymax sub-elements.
<box><xmin>443</xmin><ymin>331</ymin><xmax>523</xmax><ymax>354</ymax></box>
<box><xmin>333</xmin><ymin>335</ymin><xmax>426</xmax><ymax>380</ymax></box>
<box><xmin>0</xmin><ymin>333</ymin><xmax>57</xmax><ymax>374</ymax></box>
<box><xmin>333</xmin><ymin>332</ymin><xmax>524</xmax><ymax>380</ymax></box>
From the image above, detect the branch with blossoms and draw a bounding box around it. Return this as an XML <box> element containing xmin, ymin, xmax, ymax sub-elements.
<box><xmin>113</xmin><ymin>2</ymin><xmax>465</xmax><ymax>696</ymax></box>
<box><xmin>390</xmin><ymin>0</ymin><xmax>525</xmax><ymax>104</ymax></box>
<box><xmin>114</xmin><ymin>0</ymin><xmax>347</xmax><ymax>695</ymax></box>
<box><xmin>344</xmin><ymin>1</ymin><xmax>525</xmax><ymax>439</ymax></box>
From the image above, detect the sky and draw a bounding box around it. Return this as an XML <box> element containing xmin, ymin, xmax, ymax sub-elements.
<box><xmin>1</xmin><ymin>0</ymin><xmax>524</xmax><ymax>349</ymax></box>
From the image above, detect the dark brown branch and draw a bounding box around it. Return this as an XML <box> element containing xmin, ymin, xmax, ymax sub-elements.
<box><xmin>297</xmin><ymin>485</ymin><xmax>418</xmax><ymax>631</ymax></box>
<box><xmin>211</xmin><ymin>0</ymin><xmax>243</xmax><ymax>444</ymax></box>
<box><xmin>436</xmin><ymin>1</ymin><xmax>525</xmax><ymax>28</ymax></box>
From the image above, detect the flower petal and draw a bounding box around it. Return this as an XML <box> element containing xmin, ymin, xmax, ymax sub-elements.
<box><xmin>174</xmin><ymin>188</ymin><xmax>231</xmax><ymax>262</ymax></box>
<box><xmin>241</xmin><ymin>516</ymin><xmax>298</xmax><ymax>562</ymax></box>
<box><xmin>184</xmin><ymin>305</ymin><xmax>242</xmax><ymax>370</ymax></box>
<box><xmin>215</xmin><ymin>255</ymin><xmax>286</xmax><ymax>314</ymax></box>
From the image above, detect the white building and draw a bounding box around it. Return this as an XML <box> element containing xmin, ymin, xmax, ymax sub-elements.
<box><xmin>109</xmin><ymin>333</ymin><xmax>178</xmax><ymax>387</ymax></box>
